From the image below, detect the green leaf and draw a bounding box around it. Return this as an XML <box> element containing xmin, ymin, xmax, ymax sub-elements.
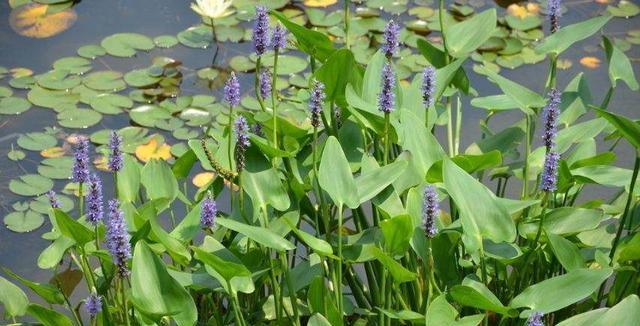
<box><xmin>594</xmin><ymin>108</ymin><xmax>640</xmax><ymax>149</ymax></box>
<box><xmin>130</xmin><ymin>241</ymin><xmax>197</xmax><ymax>325</ymax></box>
<box><xmin>547</xmin><ymin>233</ymin><xmax>585</xmax><ymax>271</ymax></box>
<box><xmin>435</xmin><ymin>57</ymin><xmax>467</xmax><ymax>101</ymax></box>
<box><xmin>170</xmin><ymin>203</ymin><xmax>202</xmax><ymax>243</ymax></box>
<box><xmin>9</xmin><ymin>174</ymin><xmax>54</xmax><ymax>196</ymax></box>
<box><xmin>38</xmin><ymin>237</ymin><xmax>74</xmax><ymax>269</ymax></box>
<box><xmin>141</xmin><ymin>159</ymin><xmax>179</xmax><ymax>201</ymax></box>
<box><xmin>450</xmin><ymin>277</ymin><xmax>516</xmax><ymax>316</ymax></box>
<box><xmin>510</xmin><ymin>268</ymin><xmax>613</xmax><ymax>316</ymax></box>
<box><xmin>443</xmin><ymin>158</ymin><xmax>516</xmax><ymax>252</ymax></box>
<box><xmin>445</xmin><ymin>9</ymin><xmax>497</xmax><ymax>58</ymax></box>
<box><xmin>193</xmin><ymin>236</ymin><xmax>254</xmax><ymax>294</ymax></box>
<box><xmin>426</xmin><ymin>294</ymin><xmax>485</xmax><ymax>326</ymax></box>
<box><xmin>27</xmin><ymin>304</ymin><xmax>73</xmax><ymax>326</ymax></box>
<box><xmin>242</xmin><ymin>168</ymin><xmax>290</xmax><ymax>212</ymax></box>
<box><xmin>476</xmin><ymin>65</ymin><xmax>545</xmax><ymax>111</ymax></box>
<box><xmin>0</xmin><ymin>275</ymin><xmax>29</xmax><ymax>317</ymax></box>
<box><xmin>370</xmin><ymin>246</ymin><xmax>417</xmax><ymax>284</ymax></box>
<box><xmin>4</xmin><ymin>210</ymin><xmax>44</xmax><ymax>233</ymax></box>
<box><xmin>146</xmin><ymin>206</ymin><xmax>191</xmax><ymax>265</ymax></box>
<box><xmin>2</xmin><ymin>268</ymin><xmax>64</xmax><ymax>305</ymax></box>
<box><xmin>519</xmin><ymin>207</ymin><xmax>603</xmax><ymax>237</ymax></box>
<box><xmin>117</xmin><ymin>154</ymin><xmax>141</xmax><ymax>203</ymax></box>
<box><xmin>314</xmin><ymin>49</ymin><xmax>359</xmax><ymax>107</ymax></box>
<box><xmin>318</xmin><ymin>136</ymin><xmax>359</xmax><ymax>209</ymax></box>
<box><xmin>355</xmin><ymin>159</ymin><xmax>407</xmax><ymax>204</ymax></box>
<box><xmin>101</xmin><ymin>33</ymin><xmax>154</xmax><ymax>57</ymax></box>
<box><xmin>284</xmin><ymin>219</ymin><xmax>333</xmax><ymax>256</ymax></box>
<box><xmin>380</xmin><ymin>214</ymin><xmax>413</xmax><ymax>256</ymax></box>
<box><xmin>603</xmin><ymin>36</ymin><xmax>639</xmax><ymax>91</ymax></box>
<box><xmin>271</xmin><ymin>11</ymin><xmax>335</xmax><ymax>62</ymax></box>
<box><xmin>53</xmin><ymin>209</ymin><xmax>94</xmax><ymax>245</ymax></box>
<box><xmin>216</xmin><ymin>217</ymin><xmax>295</xmax><ymax>251</ymax></box>
<box><xmin>535</xmin><ymin>16</ymin><xmax>611</xmax><ymax>55</ymax></box>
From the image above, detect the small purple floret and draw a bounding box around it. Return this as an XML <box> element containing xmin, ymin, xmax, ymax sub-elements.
<box><xmin>382</xmin><ymin>20</ymin><xmax>400</xmax><ymax>58</ymax></box>
<box><xmin>224</xmin><ymin>72</ymin><xmax>240</xmax><ymax>107</ymax></box>
<box><xmin>540</xmin><ymin>151</ymin><xmax>560</xmax><ymax>192</ymax></box>
<box><xmin>541</xmin><ymin>89</ymin><xmax>561</xmax><ymax>151</ymax></box>
<box><xmin>259</xmin><ymin>70</ymin><xmax>272</xmax><ymax>99</ymax></box>
<box><xmin>378</xmin><ymin>63</ymin><xmax>396</xmax><ymax>114</ymax></box>
<box><xmin>252</xmin><ymin>6</ymin><xmax>269</xmax><ymax>56</ymax></box>
<box><xmin>527</xmin><ymin>311</ymin><xmax>544</xmax><ymax>326</ymax></box>
<box><xmin>200</xmin><ymin>196</ymin><xmax>217</xmax><ymax>229</ymax></box>
<box><xmin>548</xmin><ymin>0</ymin><xmax>561</xmax><ymax>33</ymax></box>
<box><xmin>422</xmin><ymin>185</ymin><xmax>439</xmax><ymax>238</ymax></box>
<box><xmin>47</xmin><ymin>190</ymin><xmax>61</xmax><ymax>209</ymax></box>
<box><xmin>106</xmin><ymin>199</ymin><xmax>131</xmax><ymax>278</ymax></box>
<box><xmin>271</xmin><ymin>24</ymin><xmax>287</xmax><ymax>51</ymax></box>
<box><xmin>234</xmin><ymin>116</ymin><xmax>250</xmax><ymax>172</ymax></box>
<box><xmin>309</xmin><ymin>80</ymin><xmax>326</xmax><ymax>128</ymax></box>
<box><xmin>108</xmin><ymin>131</ymin><xmax>123</xmax><ymax>173</ymax></box>
<box><xmin>422</xmin><ymin>66</ymin><xmax>436</xmax><ymax>108</ymax></box>
<box><xmin>72</xmin><ymin>137</ymin><xmax>90</xmax><ymax>184</ymax></box>
<box><xmin>85</xmin><ymin>294</ymin><xmax>102</xmax><ymax>318</ymax></box>
<box><xmin>86</xmin><ymin>174</ymin><xmax>104</xmax><ymax>226</ymax></box>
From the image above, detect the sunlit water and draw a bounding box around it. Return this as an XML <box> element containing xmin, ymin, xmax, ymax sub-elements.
<box><xmin>0</xmin><ymin>0</ymin><xmax>638</xmax><ymax>312</ymax></box>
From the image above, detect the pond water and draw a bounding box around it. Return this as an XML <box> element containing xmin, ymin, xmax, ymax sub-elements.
<box><xmin>0</xmin><ymin>0</ymin><xmax>639</xmax><ymax>314</ymax></box>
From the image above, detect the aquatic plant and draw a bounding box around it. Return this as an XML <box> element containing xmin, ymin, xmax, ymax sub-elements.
<box><xmin>1</xmin><ymin>0</ymin><xmax>640</xmax><ymax>325</ymax></box>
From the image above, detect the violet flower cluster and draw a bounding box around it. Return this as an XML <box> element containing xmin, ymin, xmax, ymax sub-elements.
<box><xmin>382</xmin><ymin>20</ymin><xmax>400</xmax><ymax>58</ymax></box>
<box><xmin>200</xmin><ymin>196</ymin><xmax>217</xmax><ymax>229</ymax></box>
<box><xmin>309</xmin><ymin>79</ymin><xmax>326</xmax><ymax>128</ymax></box>
<box><xmin>72</xmin><ymin>137</ymin><xmax>90</xmax><ymax>184</ymax></box>
<box><xmin>259</xmin><ymin>70</ymin><xmax>272</xmax><ymax>99</ymax></box>
<box><xmin>541</xmin><ymin>89</ymin><xmax>561</xmax><ymax>151</ymax></box>
<box><xmin>548</xmin><ymin>0</ymin><xmax>561</xmax><ymax>33</ymax></box>
<box><xmin>422</xmin><ymin>66</ymin><xmax>436</xmax><ymax>108</ymax></box>
<box><xmin>234</xmin><ymin>116</ymin><xmax>250</xmax><ymax>172</ymax></box>
<box><xmin>47</xmin><ymin>190</ymin><xmax>61</xmax><ymax>209</ymax></box>
<box><xmin>252</xmin><ymin>6</ymin><xmax>269</xmax><ymax>56</ymax></box>
<box><xmin>378</xmin><ymin>63</ymin><xmax>396</xmax><ymax>114</ymax></box>
<box><xmin>108</xmin><ymin>130</ymin><xmax>123</xmax><ymax>173</ymax></box>
<box><xmin>85</xmin><ymin>294</ymin><xmax>102</xmax><ymax>318</ymax></box>
<box><xmin>527</xmin><ymin>311</ymin><xmax>544</xmax><ymax>326</ymax></box>
<box><xmin>422</xmin><ymin>185</ymin><xmax>439</xmax><ymax>238</ymax></box>
<box><xmin>271</xmin><ymin>24</ymin><xmax>287</xmax><ymax>51</ymax></box>
<box><xmin>86</xmin><ymin>174</ymin><xmax>104</xmax><ymax>226</ymax></box>
<box><xmin>224</xmin><ymin>72</ymin><xmax>240</xmax><ymax>107</ymax></box>
<box><xmin>540</xmin><ymin>151</ymin><xmax>560</xmax><ymax>192</ymax></box>
<box><xmin>106</xmin><ymin>199</ymin><xmax>131</xmax><ymax>278</ymax></box>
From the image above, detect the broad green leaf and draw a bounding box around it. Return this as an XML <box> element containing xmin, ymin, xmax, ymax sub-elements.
<box><xmin>314</xmin><ymin>48</ymin><xmax>359</xmax><ymax>107</ymax></box>
<box><xmin>27</xmin><ymin>304</ymin><xmax>73</xmax><ymax>326</ymax></box>
<box><xmin>594</xmin><ymin>108</ymin><xmax>640</xmax><ymax>149</ymax></box>
<box><xmin>377</xmin><ymin>308</ymin><xmax>424</xmax><ymax>322</ymax></box>
<box><xmin>427</xmin><ymin>150</ymin><xmax>502</xmax><ymax>183</ymax></box>
<box><xmin>141</xmin><ymin>159</ymin><xmax>178</xmax><ymax>201</ymax></box>
<box><xmin>308</xmin><ymin>313</ymin><xmax>332</xmax><ymax>326</ymax></box>
<box><xmin>535</xmin><ymin>16</ymin><xmax>611</xmax><ymax>55</ymax></box>
<box><xmin>0</xmin><ymin>275</ymin><xmax>29</xmax><ymax>317</ymax></box>
<box><xmin>369</xmin><ymin>246</ymin><xmax>417</xmax><ymax>284</ymax></box>
<box><xmin>146</xmin><ymin>206</ymin><xmax>191</xmax><ymax>265</ymax></box>
<box><xmin>547</xmin><ymin>233</ymin><xmax>585</xmax><ymax>271</ymax></box>
<box><xmin>242</xmin><ymin>166</ymin><xmax>290</xmax><ymax>211</ymax></box>
<box><xmin>3</xmin><ymin>268</ymin><xmax>64</xmax><ymax>305</ymax></box>
<box><xmin>117</xmin><ymin>154</ymin><xmax>141</xmax><ymax>202</ymax></box>
<box><xmin>193</xmin><ymin>244</ymin><xmax>252</xmax><ymax>294</ymax></box>
<box><xmin>380</xmin><ymin>214</ymin><xmax>413</xmax><ymax>256</ymax></box>
<box><xmin>38</xmin><ymin>236</ymin><xmax>74</xmax><ymax>269</ymax></box>
<box><xmin>53</xmin><ymin>209</ymin><xmax>94</xmax><ymax>245</ymax></box>
<box><xmin>443</xmin><ymin>158</ymin><xmax>516</xmax><ymax>251</ymax></box>
<box><xmin>169</xmin><ymin>204</ymin><xmax>202</xmax><ymax>243</ymax></box>
<box><xmin>476</xmin><ymin>65</ymin><xmax>545</xmax><ymax>111</ymax></box>
<box><xmin>510</xmin><ymin>268</ymin><xmax>613</xmax><ymax>316</ymax></box>
<box><xmin>355</xmin><ymin>159</ymin><xmax>407</xmax><ymax>204</ymax></box>
<box><xmin>591</xmin><ymin>294</ymin><xmax>640</xmax><ymax>326</ymax></box>
<box><xmin>426</xmin><ymin>295</ymin><xmax>485</xmax><ymax>326</ymax></box>
<box><xmin>450</xmin><ymin>277</ymin><xmax>516</xmax><ymax>316</ymax></box>
<box><xmin>603</xmin><ymin>36</ymin><xmax>639</xmax><ymax>91</ymax></box>
<box><xmin>445</xmin><ymin>9</ymin><xmax>497</xmax><ymax>58</ymax></box>
<box><xmin>284</xmin><ymin>219</ymin><xmax>333</xmax><ymax>256</ymax></box>
<box><xmin>130</xmin><ymin>241</ymin><xmax>197</xmax><ymax>326</ymax></box>
<box><xmin>216</xmin><ymin>217</ymin><xmax>295</xmax><ymax>251</ymax></box>
<box><xmin>271</xmin><ymin>11</ymin><xmax>335</xmax><ymax>62</ymax></box>
<box><xmin>318</xmin><ymin>136</ymin><xmax>359</xmax><ymax>209</ymax></box>
<box><xmin>519</xmin><ymin>207</ymin><xmax>603</xmax><ymax>237</ymax></box>
<box><xmin>435</xmin><ymin>57</ymin><xmax>467</xmax><ymax>101</ymax></box>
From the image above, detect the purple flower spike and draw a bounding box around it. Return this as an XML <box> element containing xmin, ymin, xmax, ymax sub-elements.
<box><xmin>234</xmin><ymin>116</ymin><xmax>250</xmax><ymax>172</ymax></box>
<box><xmin>309</xmin><ymin>79</ymin><xmax>326</xmax><ymax>128</ymax></box>
<box><xmin>378</xmin><ymin>63</ymin><xmax>396</xmax><ymax>114</ymax></box>
<box><xmin>224</xmin><ymin>72</ymin><xmax>240</xmax><ymax>107</ymax></box>
<box><xmin>527</xmin><ymin>312</ymin><xmax>544</xmax><ymax>326</ymax></box>
<box><xmin>108</xmin><ymin>131</ymin><xmax>123</xmax><ymax>173</ymax></box>
<box><xmin>259</xmin><ymin>70</ymin><xmax>272</xmax><ymax>99</ymax></box>
<box><xmin>47</xmin><ymin>190</ymin><xmax>61</xmax><ymax>209</ymax></box>
<box><xmin>106</xmin><ymin>199</ymin><xmax>131</xmax><ymax>278</ymax></box>
<box><xmin>382</xmin><ymin>20</ymin><xmax>400</xmax><ymax>58</ymax></box>
<box><xmin>422</xmin><ymin>66</ymin><xmax>436</xmax><ymax>108</ymax></box>
<box><xmin>541</xmin><ymin>89</ymin><xmax>561</xmax><ymax>151</ymax></box>
<box><xmin>548</xmin><ymin>0</ymin><xmax>561</xmax><ymax>33</ymax></box>
<box><xmin>200</xmin><ymin>196</ymin><xmax>217</xmax><ymax>229</ymax></box>
<box><xmin>86</xmin><ymin>174</ymin><xmax>104</xmax><ymax>226</ymax></box>
<box><xmin>271</xmin><ymin>24</ymin><xmax>287</xmax><ymax>51</ymax></box>
<box><xmin>85</xmin><ymin>294</ymin><xmax>102</xmax><ymax>318</ymax></box>
<box><xmin>540</xmin><ymin>151</ymin><xmax>560</xmax><ymax>192</ymax></box>
<box><xmin>253</xmin><ymin>6</ymin><xmax>269</xmax><ymax>56</ymax></box>
<box><xmin>252</xmin><ymin>123</ymin><xmax>264</xmax><ymax>137</ymax></box>
<box><xmin>422</xmin><ymin>185</ymin><xmax>439</xmax><ymax>238</ymax></box>
<box><xmin>72</xmin><ymin>137</ymin><xmax>90</xmax><ymax>184</ymax></box>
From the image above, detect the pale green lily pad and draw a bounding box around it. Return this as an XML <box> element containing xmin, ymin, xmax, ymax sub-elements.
<box><xmin>215</xmin><ymin>25</ymin><xmax>244</xmax><ymax>42</ymax></box>
<box><xmin>52</xmin><ymin>57</ymin><xmax>92</xmax><ymax>74</ymax></box>
<box><xmin>4</xmin><ymin>210</ymin><xmax>44</xmax><ymax>233</ymax></box>
<box><xmin>496</xmin><ymin>55</ymin><xmax>524</xmax><ymax>69</ymax></box>
<box><xmin>130</xmin><ymin>105</ymin><xmax>172</xmax><ymax>127</ymax></box>
<box><xmin>37</xmin><ymin>70</ymin><xmax>82</xmax><ymax>90</ymax></box>
<box><xmin>83</xmin><ymin>71</ymin><xmax>126</xmax><ymax>91</ymax></box>
<box><xmin>607</xmin><ymin>1</ymin><xmax>639</xmax><ymax>17</ymax></box>
<box><xmin>17</xmin><ymin>132</ymin><xmax>57</xmax><ymax>151</ymax></box>
<box><xmin>177</xmin><ymin>26</ymin><xmax>211</xmax><ymax>48</ymax></box>
<box><xmin>229</xmin><ymin>56</ymin><xmax>255</xmax><ymax>72</ymax></box>
<box><xmin>155</xmin><ymin>117</ymin><xmax>184</xmax><ymax>131</ymax></box>
<box><xmin>0</xmin><ymin>97</ymin><xmax>31</xmax><ymax>115</ymax></box>
<box><xmin>124</xmin><ymin>69</ymin><xmax>161</xmax><ymax>88</ymax></box>
<box><xmin>77</xmin><ymin>45</ymin><xmax>107</xmax><ymax>59</ymax></box>
<box><xmin>57</xmin><ymin>108</ymin><xmax>103</xmax><ymax>128</ymax></box>
<box><xmin>505</xmin><ymin>15</ymin><xmax>542</xmax><ymax>31</ymax></box>
<box><xmin>30</xmin><ymin>193</ymin><xmax>74</xmax><ymax>214</ymax></box>
<box><xmin>10</xmin><ymin>76</ymin><xmax>36</xmax><ymax>89</ymax></box>
<box><xmin>154</xmin><ymin>35</ymin><xmax>179</xmax><ymax>48</ymax></box>
<box><xmin>9</xmin><ymin>174</ymin><xmax>54</xmax><ymax>196</ymax></box>
<box><xmin>8</xmin><ymin>148</ymin><xmax>25</xmax><ymax>161</ymax></box>
<box><xmin>73</xmin><ymin>84</ymin><xmax>102</xmax><ymax>104</ymax></box>
<box><xmin>90</xmin><ymin>126</ymin><xmax>149</xmax><ymax>153</ymax></box>
<box><xmin>197</xmin><ymin>68</ymin><xmax>219</xmax><ymax>80</ymax></box>
<box><xmin>101</xmin><ymin>33</ymin><xmax>155</xmax><ymax>57</ymax></box>
<box><xmin>37</xmin><ymin>157</ymin><xmax>73</xmax><ymax>179</ymax></box>
<box><xmin>27</xmin><ymin>86</ymin><xmax>79</xmax><ymax>112</ymax></box>
<box><xmin>90</xmin><ymin>94</ymin><xmax>133</xmax><ymax>114</ymax></box>
<box><xmin>0</xmin><ymin>86</ymin><xmax>12</xmax><ymax>97</ymax></box>
<box><xmin>173</xmin><ymin>127</ymin><xmax>200</xmax><ymax>140</ymax></box>
<box><xmin>306</xmin><ymin>8</ymin><xmax>342</xmax><ymax>27</ymax></box>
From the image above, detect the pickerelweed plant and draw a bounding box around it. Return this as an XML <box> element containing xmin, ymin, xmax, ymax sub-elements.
<box><xmin>2</xmin><ymin>0</ymin><xmax>640</xmax><ymax>325</ymax></box>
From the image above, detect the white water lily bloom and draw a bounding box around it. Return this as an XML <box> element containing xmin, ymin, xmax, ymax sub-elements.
<box><xmin>191</xmin><ymin>0</ymin><xmax>234</xmax><ymax>19</ymax></box>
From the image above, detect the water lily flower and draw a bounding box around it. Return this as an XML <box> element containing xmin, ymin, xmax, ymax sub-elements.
<box><xmin>190</xmin><ymin>0</ymin><xmax>234</xmax><ymax>20</ymax></box>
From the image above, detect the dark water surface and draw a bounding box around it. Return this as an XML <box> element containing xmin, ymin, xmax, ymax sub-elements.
<box><xmin>0</xmin><ymin>0</ymin><xmax>639</xmax><ymax>315</ymax></box>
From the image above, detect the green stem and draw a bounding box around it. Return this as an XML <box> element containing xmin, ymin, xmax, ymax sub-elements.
<box><xmin>438</xmin><ymin>0</ymin><xmax>449</xmax><ymax>56</ymax></box>
<box><xmin>454</xmin><ymin>95</ymin><xmax>462</xmax><ymax>156</ymax></box>
<box><xmin>280</xmin><ymin>254</ymin><xmax>301</xmax><ymax>325</ymax></box>
<box><xmin>383</xmin><ymin>112</ymin><xmax>390</xmax><ymax>164</ymax></box>
<box><xmin>521</xmin><ymin>115</ymin><xmax>531</xmax><ymax>200</ymax></box>
<box><xmin>337</xmin><ymin>205</ymin><xmax>344</xmax><ymax>316</ymax></box>
<box><xmin>344</xmin><ymin>0</ymin><xmax>351</xmax><ymax>49</ymax></box>
<box><xmin>120</xmin><ymin>278</ymin><xmax>131</xmax><ymax>326</ymax></box>
<box><xmin>272</xmin><ymin>49</ymin><xmax>280</xmax><ymax>149</ymax></box>
<box><xmin>255</xmin><ymin>56</ymin><xmax>266</xmax><ymax>111</ymax></box>
<box><xmin>600</xmin><ymin>86</ymin><xmax>614</xmax><ymax>110</ymax></box>
<box><xmin>610</xmin><ymin>152</ymin><xmax>640</xmax><ymax>261</ymax></box>
<box><xmin>446</xmin><ymin>98</ymin><xmax>454</xmax><ymax>157</ymax></box>
<box><xmin>227</xmin><ymin>104</ymin><xmax>234</xmax><ymax>170</ymax></box>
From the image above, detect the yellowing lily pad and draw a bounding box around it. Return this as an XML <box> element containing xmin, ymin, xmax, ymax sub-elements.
<box><xmin>580</xmin><ymin>56</ymin><xmax>601</xmax><ymax>69</ymax></box>
<box><xmin>192</xmin><ymin>172</ymin><xmax>215</xmax><ymax>188</ymax></box>
<box><xmin>40</xmin><ymin>146</ymin><xmax>65</xmax><ymax>158</ymax></box>
<box><xmin>135</xmin><ymin>138</ymin><xmax>172</xmax><ymax>162</ymax></box>
<box><xmin>9</xmin><ymin>3</ymin><xmax>77</xmax><ymax>39</ymax></box>
<box><xmin>304</xmin><ymin>0</ymin><xmax>338</xmax><ymax>8</ymax></box>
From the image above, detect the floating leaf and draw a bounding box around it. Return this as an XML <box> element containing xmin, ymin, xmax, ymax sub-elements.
<box><xmin>304</xmin><ymin>0</ymin><xmax>338</xmax><ymax>7</ymax></box>
<box><xmin>8</xmin><ymin>148</ymin><xmax>26</xmax><ymax>161</ymax></box>
<box><xmin>9</xmin><ymin>174</ymin><xmax>54</xmax><ymax>196</ymax></box>
<box><xmin>579</xmin><ymin>56</ymin><xmax>601</xmax><ymax>69</ymax></box>
<box><xmin>82</xmin><ymin>70</ymin><xmax>126</xmax><ymax>91</ymax></box>
<box><xmin>135</xmin><ymin>138</ymin><xmax>172</xmax><ymax>162</ymax></box>
<box><xmin>40</xmin><ymin>147</ymin><xmax>65</xmax><ymax>158</ymax></box>
<box><xmin>154</xmin><ymin>35</ymin><xmax>179</xmax><ymax>48</ymax></box>
<box><xmin>90</xmin><ymin>93</ymin><xmax>133</xmax><ymax>114</ymax></box>
<box><xmin>192</xmin><ymin>172</ymin><xmax>214</xmax><ymax>188</ymax></box>
<box><xmin>57</xmin><ymin>108</ymin><xmax>102</xmax><ymax>128</ymax></box>
<box><xmin>0</xmin><ymin>96</ymin><xmax>31</xmax><ymax>115</ymax></box>
<box><xmin>17</xmin><ymin>132</ymin><xmax>57</xmax><ymax>151</ymax></box>
<box><xmin>101</xmin><ymin>33</ymin><xmax>155</xmax><ymax>57</ymax></box>
<box><xmin>4</xmin><ymin>210</ymin><xmax>44</xmax><ymax>232</ymax></box>
<box><xmin>9</xmin><ymin>3</ymin><xmax>77</xmax><ymax>38</ymax></box>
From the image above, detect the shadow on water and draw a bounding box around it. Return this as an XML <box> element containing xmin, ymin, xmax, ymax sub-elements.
<box><xmin>0</xmin><ymin>0</ymin><xmax>638</xmax><ymax>314</ymax></box>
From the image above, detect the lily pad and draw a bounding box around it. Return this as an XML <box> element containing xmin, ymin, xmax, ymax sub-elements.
<box><xmin>124</xmin><ymin>69</ymin><xmax>161</xmax><ymax>88</ymax></box>
<box><xmin>9</xmin><ymin>174</ymin><xmax>54</xmax><ymax>196</ymax></box>
<box><xmin>57</xmin><ymin>108</ymin><xmax>102</xmax><ymax>128</ymax></box>
<box><xmin>90</xmin><ymin>93</ymin><xmax>133</xmax><ymax>114</ymax></box>
<box><xmin>154</xmin><ymin>35</ymin><xmax>179</xmax><ymax>48</ymax></box>
<box><xmin>0</xmin><ymin>86</ymin><xmax>12</xmax><ymax>97</ymax></box>
<box><xmin>9</xmin><ymin>75</ymin><xmax>36</xmax><ymax>89</ymax></box>
<box><xmin>197</xmin><ymin>68</ymin><xmax>219</xmax><ymax>81</ymax></box>
<box><xmin>52</xmin><ymin>57</ymin><xmax>92</xmax><ymax>74</ymax></box>
<box><xmin>30</xmin><ymin>193</ymin><xmax>73</xmax><ymax>214</ymax></box>
<box><xmin>101</xmin><ymin>33</ymin><xmax>155</xmax><ymax>57</ymax></box>
<box><xmin>27</xmin><ymin>86</ymin><xmax>79</xmax><ymax>112</ymax></box>
<box><xmin>607</xmin><ymin>1</ymin><xmax>639</xmax><ymax>18</ymax></box>
<box><xmin>8</xmin><ymin>148</ymin><xmax>26</xmax><ymax>161</ymax></box>
<box><xmin>77</xmin><ymin>45</ymin><xmax>106</xmax><ymax>59</ymax></box>
<box><xmin>129</xmin><ymin>105</ymin><xmax>172</xmax><ymax>127</ymax></box>
<box><xmin>177</xmin><ymin>26</ymin><xmax>211</xmax><ymax>48</ymax></box>
<box><xmin>0</xmin><ymin>97</ymin><xmax>31</xmax><ymax>115</ymax></box>
<box><xmin>37</xmin><ymin>70</ymin><xmax>82</xmax><ymax>90</ymax></box>
<box><xmin>37</xmin><ymin>157</ymin><xmax>73</xmax><ymax>179</ymax></box>
<box><xmin>17</xmin><ymin>132</ymin><xmax>57</xmax><ymax>151</ymax></box>
<box><xmin>4</xmin><ymin>210</ymin><xmax>44</xmax><ymax>233</ymax></box>
<box><xmin>83</xmin><ymin>71</ymin><xmax>126</xmax><ymax>91</ymax></box>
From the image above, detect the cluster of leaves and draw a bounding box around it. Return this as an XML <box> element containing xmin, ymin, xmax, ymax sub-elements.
<box><xmin>1</xmin><ymin>0</ymin><xmax>640</xmax><ymax>325</ymax></box>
